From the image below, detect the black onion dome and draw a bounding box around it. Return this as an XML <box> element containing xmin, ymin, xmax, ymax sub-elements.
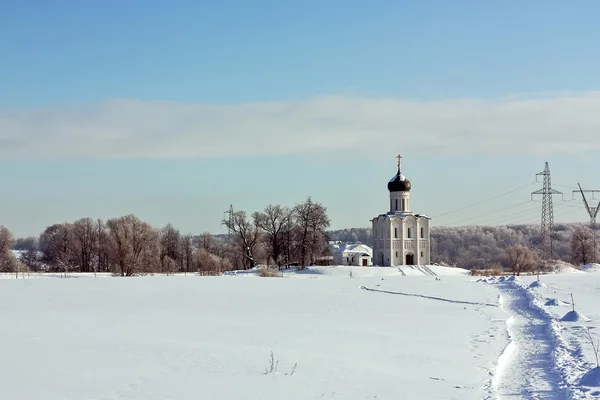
<box><xmin>388</xmin><ymin>170</ymin><xmax>411</xmax><ymax>192</ymax></box>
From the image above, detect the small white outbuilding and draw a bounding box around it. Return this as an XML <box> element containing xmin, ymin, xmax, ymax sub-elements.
<box><xmin>334</xmin><ymin>244</ymin><xmax>373</xmax><ymax>267</ymax></box>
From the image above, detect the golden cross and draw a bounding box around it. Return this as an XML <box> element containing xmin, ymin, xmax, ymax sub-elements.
<box><xmin>396</xmin><ymin>154</ymin><xmax>402</xmax><ymax>170</ymax></box>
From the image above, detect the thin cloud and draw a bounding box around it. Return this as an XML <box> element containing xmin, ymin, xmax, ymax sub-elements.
<box><xmin>2</xmin><ymin>92</ymin><xmax>600</xmax><ymax>161</ymax></box>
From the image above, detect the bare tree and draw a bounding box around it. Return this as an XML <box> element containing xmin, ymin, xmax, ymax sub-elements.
<box><xmin>0</xmin><ymin>226</ymin><xmax>13</xmax><ymax>256</ymax></box>
<box><xmin>571</xmin><ymin>225</ymin><xmax>596</xmax><ymax>266</ymax></box>
<box><xmin>198</xmin><ymin>232</ymin><xmax>216</xmax><ymax>253</ymax></box>
<box><xmin>106</xmin><ymin>214</ymin><xmax>158</xmax><ymax>276</ymax></box>
<box><xmin>253</xmin><ymin>205</ymin><xmax>292</xmax><ymax>268</ymax></box>
<box><xmin>505</xmin><ymin>244</ymin><xmax>537</xmax><ymax>276</ymax></box>
<box><xmin>0</xmin><ymin>226</ymin><xmax>17</xmax><ymax>272</ymax></box>
<box><xmin>293</xmin><ymin>197</ymin><xmax>331</xmax><ymax>268</ymax></box>
<box><xmin>159</xmin><ymin>223</ymin><xmax>181</xmax><ymax>273</ymax></box>
<box><xmin>222</xmin><ymin>211</ymin><xmax>261</xmax><ymax>270</ymax></box>
<box><xmin>72</xmin><ymin>217</ymin><xmax>97</xmax><ymax>273</ymax></box>
<box><xmin>39</xmin><ymin>223</ymin><xmax>77</xmax><ymax>276</ymax></box>
<box><xmin>95</xmin><ymin>218</ymin><xmax>109</xmax><ymax>274</ymax></box>
<box><xmin>181</xmin><ymin>234</ymin><xmax>194</xmax><ymax>273</ymax></box>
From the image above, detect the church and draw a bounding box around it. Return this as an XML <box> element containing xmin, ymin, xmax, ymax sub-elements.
<box><xmin>371</xmin><ymin>155</ymin><xmax>431</xmax><ymax>266</ymax></box>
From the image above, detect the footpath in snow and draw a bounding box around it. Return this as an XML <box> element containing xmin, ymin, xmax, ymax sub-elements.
<box><xmin>491</xmin><ymin>277</ymin><xmax>564</xmax><ymax>399</ymax></box>
<box><xmin>480</xmin><ymin>275</ymin><xmax>600</xmax><ymax>400</ymax></box>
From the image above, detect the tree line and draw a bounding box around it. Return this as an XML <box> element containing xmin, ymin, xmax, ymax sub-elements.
<box><xmin>328</xmin><ymin>223</ymin><xmax>599</xmax><ymax>270</ymax></box>
<box><xmin>4</xmin><ymin>206</ymin><xmax>597</xmax><ymax>275</ymax></box>
<box><xmin>1</xmin><ymin>197</ymin><xmax>330</xmax><ymax>276</ymax></box>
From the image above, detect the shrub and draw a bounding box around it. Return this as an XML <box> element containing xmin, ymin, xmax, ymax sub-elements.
<box><xmin>469</xmin><ymin>264</ymin><xmax>504</xmax><ymax>276</ymax></box>
<box><xmin>257</xmin><ymin>267</ymin><xmax>283</xmax><ymax>278</ymax></box>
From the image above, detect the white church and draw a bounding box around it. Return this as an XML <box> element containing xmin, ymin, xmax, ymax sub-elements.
<box><xmin>371</xmin><ymin>155</ymin><xmax>431</xmax><ymax>266</ymax></box>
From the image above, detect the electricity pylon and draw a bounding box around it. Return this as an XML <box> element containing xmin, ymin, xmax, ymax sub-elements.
<box><xmin>531</xmin><ymin>162</ymin><xmax>563</xmax><ymax>260</ymax></box>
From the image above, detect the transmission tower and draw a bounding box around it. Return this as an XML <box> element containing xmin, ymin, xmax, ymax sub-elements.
<box><xmin>531</xmin><ymin>162</ymin><xmax>563</xmax><ymax>260</ymax></box>
<box><xmin>222</xmin><ymin>204</ymin><xmax>234</xmax><ymax>240</ymax></box>
<box><xmin>572</xmin><ymin>183</ymin><xmax>600</xmax><ymax>260</ymax></box>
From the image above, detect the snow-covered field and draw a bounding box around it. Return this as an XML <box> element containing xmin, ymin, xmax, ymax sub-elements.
<box><xmin>1</xmin><ymin>265</ymin><xmax>600</xmax><ymax>399</ymax></box>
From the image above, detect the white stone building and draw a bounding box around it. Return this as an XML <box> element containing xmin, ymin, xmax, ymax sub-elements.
<box><xmin>371</xmin><ymin>156</ymin><xmax>431</xmax><ymax>266</ymax></box>
<box><xmin>334</xmin><ymin>244</ymin><xmax>373</xmax><ymax>266</ymax></box>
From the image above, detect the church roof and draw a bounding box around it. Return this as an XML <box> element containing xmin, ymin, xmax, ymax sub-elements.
<box><xmin>371</xmin><ymin>213</ymin><xmax>431</xmax><ymax>221</ymax></box>
<box><xmin>388</xmin><ymin>170</ymin><xmax>411</xmax><ymax>192</ymax></box>
<box><xmin>388</xmin><ymin>155</ymin><xmax>411</xmax><ymax>192</ymax></box>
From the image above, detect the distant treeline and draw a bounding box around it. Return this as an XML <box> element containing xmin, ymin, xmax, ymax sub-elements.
<box><xmin>327</xmin><ymin>223</ymin><xmax>593</xmax><ymax>269</ymax></box>
<box><xmin>3</xmin><ymin>214</ymin><xmax>596</xmax><ymax>274</ymax></box>
<box><xmin>2</xmin><ymin>197</ymin><xmax>331</xmax><ymax>275</ymax></box>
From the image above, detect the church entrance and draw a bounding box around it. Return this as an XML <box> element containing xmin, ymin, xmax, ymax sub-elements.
<box><xmin>405</xmin><ymin>253</ymin><xmax>415</xmax><ymax>265</ymax></box>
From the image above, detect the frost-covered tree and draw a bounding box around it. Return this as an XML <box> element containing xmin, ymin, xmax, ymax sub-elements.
<box><xmin>253</xmin><ymin>204</ymin><xmax>292</xmax><ymax>267</ymax></box>
<box><xmin>106</xmin><ymin>214</ymin><xmax>158</xmax><ymax>276</ymax></box>
<box><xmin>505</xmin><ymin>244</ymin><xmax>537</xmax><ymax>275</ymax></box>
<box><xmin>221</xmin><ymin>210</ymin><xmax>261</xmax><ymax>270</ymax></box>
<box><xmin>570</xmin><ymin>225</ymin><xmax>597</xmax><ymax>266</ymax></box>
<box><xmin>293</xmin><ymin>197</ymin><xmax>330</xmax><ymax>268</ymax></box>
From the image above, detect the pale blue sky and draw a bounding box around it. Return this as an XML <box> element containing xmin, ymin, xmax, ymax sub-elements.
<box><xmin>2</xmin><ymin>1</ymin><xmax>600</xmax><ymax>237</ymax></box>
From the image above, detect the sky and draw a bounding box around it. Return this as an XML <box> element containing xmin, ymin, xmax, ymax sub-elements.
<box><xmin>2</xmin><ymin>0</ymin><xmax>600</xmax><ymax>237</ymax></box>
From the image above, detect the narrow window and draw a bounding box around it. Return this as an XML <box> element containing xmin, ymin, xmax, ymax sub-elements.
<box><xmin>420</xmin><ymin>251</ymin><xmax>424</xmax><ymax>257</ymax></box>
<box><xmin>402</xmin><ymin>199</ymin><xmax>406</xmax><ymax>210</ymax></box>
<box><xmin>420</xmin><ymin>227</ymin><xmax>424</xmax><ymax>238</ymax></box>
<box><xmin>395</xmin><ymin>251</ymin><xmax>398</xmax><ymax>257</ymax></box>
<box><xmin>394</xmin><ymin>227</ymin><xmax>398</xmax><ymax>238</ymax></box>
<box><xmin>408</xmin><ymin>228</ymin><xmax>412</xmax><ymax>238</ymax></box>
<box><xmin>395</xmin><ymin>198</ymin><xmax>398</xmax><ymax>211</ymax></box>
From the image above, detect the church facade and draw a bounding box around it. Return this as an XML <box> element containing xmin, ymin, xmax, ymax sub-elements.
<box><xmin>371</xmin><ymin>156</ymin><xmax>431</xmax><ymax>266</ymax></box>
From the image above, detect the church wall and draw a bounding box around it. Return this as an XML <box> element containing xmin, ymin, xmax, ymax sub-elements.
<box><xmin>372</xmin><ymin>216</ymin><xmax>394</xmax><ymax>266</ymax></box>
<box><xmin>421</xmin><ymin>218</ymin><xmax>431</xmax><ymax>265</ymax></box>
<box><xmin>372</xmin><ymin>215</ymin><xmax>432</xmax><ymax>266</ymax></box>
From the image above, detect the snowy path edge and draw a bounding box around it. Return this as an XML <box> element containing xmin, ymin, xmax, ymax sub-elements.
<box><xmin>481</xmin><ymin>277</ymin><xmax>596</xmax><ymax>400</ymax></box>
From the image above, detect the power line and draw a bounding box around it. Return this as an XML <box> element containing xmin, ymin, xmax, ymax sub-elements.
<box><xmin>553</xmin><ymin>206</ymin><xmax>584</xmax><ymax>219</ymax></box>
<box><xmin>455</xmin><ymin>202</ymin><xmax>584</xmax><ymax>227</ymax></box>
<box><xmin>445</xmin><ymin>200</ymin><xmax>533</xmax><ymax>226</ymax></box>
<box><xmin>553</xmin><ymin>183</ymin><xmax>579</xmax><ymax>190</ymax></box>
<box><xmin>476</xmin><ymin>204</ymin><xmax>541</xmax><ymax>226</ymax></box>
<box><xmin>554</xmin><ymin>200</ymin><xmax>585</xmax><ymax>210</ymax></box>
<box><xmin>436</xmin><ymin>181</ymin><xmax>537</xmax><ymax>218</ymax></box>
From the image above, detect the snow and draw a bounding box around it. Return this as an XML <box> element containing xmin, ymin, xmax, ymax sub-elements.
<box><xmin>0</xmin><ymin>265</ymin><xmax>503</xmax><ymax>400</ymax></box>
<box><xmin>3</xmin><ymin>265</ymin><xmax>600</xmax><ymax>399</ymax></box>
<box><xmin>551</xmin><ymin>260</ymin><xmax>584</xmax><ymax>274</ymax></box>
<box><xmin>581</xmin><ymin>263</ymin><xmax>600</xmax><ymax>272</ymax></box>
<box><xmin>333</xmin><ymin>243</ymin><xmax>373</xmax><ymax>256</ymax></box>
<box><xmin>483</xmin><ymin>273</ymin><xmax>600</xmax><ymax>399</ymax></box>
<box><xmin>561</xmin><ymin>310</ymin><xmax>591</xmax><ymax>322</ymax></box>
<box><xmin>528</xmin><ymin>280</ymin><xmax>548</xmax><ymax>289</ymax></box>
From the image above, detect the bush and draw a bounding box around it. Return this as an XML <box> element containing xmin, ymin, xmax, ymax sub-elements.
<box><xmin>197</xmin><ymin>270</ymin><xmax>223</xmax><ymax>276</ymax></box>
<box><xmin>257</xmin><ymin>267</ymin><xmax>283</xmax><ymax>278</ymax></box>
<box><xmin>469</xmin><ymin>264</ymin><xmax>504</xmax><ymax>276</ymax></box>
